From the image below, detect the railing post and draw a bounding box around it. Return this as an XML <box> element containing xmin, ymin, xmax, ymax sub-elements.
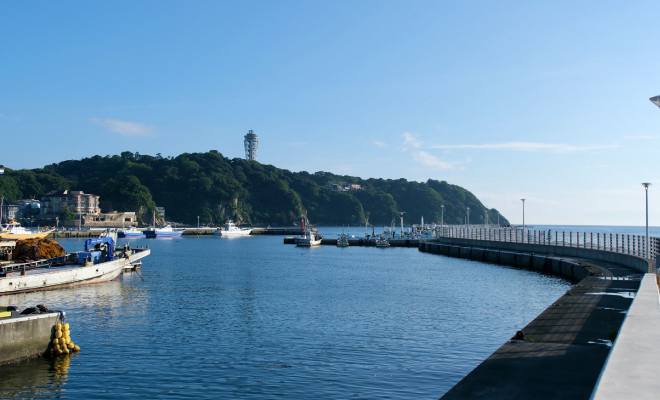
<box><xmin>609</xmin><ymin>234</ymin><xmax>612</xmax><ymax>252</ymax></box>
<box><xmin>590</xmin><ymin>232</ymin><xmax>593</xmax><ymax>249</ymax></box>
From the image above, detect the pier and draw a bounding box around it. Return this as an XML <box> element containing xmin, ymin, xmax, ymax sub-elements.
<box><xmin>420</xmin><ymin>227</ymin><xmax>658</xmax><ymax>399</ymax></box>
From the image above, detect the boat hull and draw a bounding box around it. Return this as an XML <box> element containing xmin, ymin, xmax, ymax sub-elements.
<box><xmin>0</xmin><ymin>249</ymin><xmax>149</xmax><ymax>295</ymax></box>
<box><xmin>296</xmin><ymin>239</ymin><xmax>322</xmax><ymax>247</ymax></box>
<box><xmin>145</xmin><ymin>231</ymin><xmax>184</xmax><ymax>238</ymax></box>
<box><xmin>1</xmin><ymin>230</ymin><xmax>54</xmax><ymax>240</ymax></box>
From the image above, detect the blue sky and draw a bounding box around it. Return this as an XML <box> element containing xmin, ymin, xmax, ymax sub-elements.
<box><xmin>1</xmin><ymin>1</ymin><xmax>659</xmax><ymax>225</ymax></box>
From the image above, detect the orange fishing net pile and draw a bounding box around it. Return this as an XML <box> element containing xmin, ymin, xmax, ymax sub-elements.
<box><xmin>13</xmin><ymin>238</ymin><xmax>66</xmax><ymax>260</ymax></box>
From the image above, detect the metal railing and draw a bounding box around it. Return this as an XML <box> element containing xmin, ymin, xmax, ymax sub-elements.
<box><xmin>436</xmin><ymin>226</ymin><xmax>660</xmax><ymax>260</ymax></box>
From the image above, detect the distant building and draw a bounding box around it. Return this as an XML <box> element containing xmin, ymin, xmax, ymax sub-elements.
<box><xmin>1</xmin><ymin>199</ymin><xmax>40</xmax><ymax>222</ymax></box>
<box><xmin>325</xmin><ymin>183</ymin><xmax>362</xmax><ymax>192</ymax></box>
<box><xmin>244</xmin><ymin>130</ymin><xmax>259</xmax><ymax>161</ymax></box>
<box><xmin>40</xmin><ymin>190</ymin><xmax>100</xmax><ymax>215</ymax></box>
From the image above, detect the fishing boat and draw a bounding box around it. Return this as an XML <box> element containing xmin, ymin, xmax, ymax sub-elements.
<box><xmin>295</xmin><ymin>217</ymin><xmax>322</xmax><ymax>246</ymax></box>
<box><xmin>375</xmin><ymin>236</ymin><xmax>390</xmax><ymax>247</ymax></box>
<box><xmin>117</xmin><ymin>227</ymin><xmax>145</xmax><ymax>238</ymax></box>
<box><xmin>144</xmin><ymin>211</ymin><xmax>184</xmax><ymax>238</ymax></box>
<box><xmin>0</xmin><ymin>237</ymin><xmax>149</xmax><ymax>295</ymax></box>
<box><xmin>0</xmin><ymin>221</ymin><xmax>54</xmax><ymax>240</ymax></box>
<box><xmin>213</xmin><ymin>220</ymin><xmax>252</xmax><ymax>237</ymax></box>
<box><xmin>144</xmin><ymin>225</ymin><xmax>184</xmax><ymax>238</ymax></box>
<box><xmin>296</xmin><ymin>230</ymin><xmax>322</xmax><ymax>247</ymax></box>
<box><xmin>336</xmin><ymin>225</ymin><xmax>349</xmax><ymax>247</ymax></box>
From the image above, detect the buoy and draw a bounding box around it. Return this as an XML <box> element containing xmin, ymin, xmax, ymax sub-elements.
<box><xmin>62</xmin><ymin>346</ymin><xmax>69</xmax><ymax>354</ymax></box>
<box><xmin>55</xmin><ymin>324</ymin><xmax>62</xmax><ymax>331</ymax></box>
<box><xmin>54</xmin><ymin>347</ymin><xmax>62</xmax><ymax>355</ymax></box>
<box><xmin>52</xmin><ymin>338</ymin><xmax>59</xmax><ymax>346</ymax></box>
<box><xmin>55</xmin><ymin>331</ymin><xmax>62</xmax><ymax>338</ymax></box>
<box><xmin>67</xmin><ymin>342</ymin><xmax>74</xmax><ymax>349</ymax></box>
<box><xmin>64</xmin><ymin>323</ymin><xmax>69</xmax><ymax>330</ymax></box>
<box><xmin>73</xmin><ymin>345</ymin><xmax>80</xmax><ymax>352</ymax></box>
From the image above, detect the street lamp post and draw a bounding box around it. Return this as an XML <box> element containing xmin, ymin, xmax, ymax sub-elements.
<box><xmin>521</xmin><ymin>199</ymin><xmax>526</xmax><ymax>243</ymax></box>
<box><xmin>643</xmin><ymin>183</ymin><xmax>651</xmax><ymax>258</ymax></box>
<box><xmin>197</xmin><ymin>216</ymin><xmax>200</xmax><ymax>229</ymax></box>
<box><xmin>0</xmin><ymin>165</ymin><xmax>4</xmax><ymax>224</ymax></box>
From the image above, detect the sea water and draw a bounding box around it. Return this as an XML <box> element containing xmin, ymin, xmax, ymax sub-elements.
<box><xmin>0</xmin><ymin>229</ymin><xmax>572</xmax><ymax>399</ymax></box>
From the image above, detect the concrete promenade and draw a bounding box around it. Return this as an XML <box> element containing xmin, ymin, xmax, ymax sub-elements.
<box><xmin>419</xmin><ymin>238</ymin><xmax>655</xmax><ymax>399</ymax></box>
<box><xmin>591</xmin><ymin>273</ymin><xmax>660</xmax><ymax>399</ymax></box>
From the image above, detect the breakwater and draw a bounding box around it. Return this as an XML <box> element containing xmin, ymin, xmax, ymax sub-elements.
<box><xmin>420</xmin><ymin>238</ymin><xmax>646</xmax><ymax>399</ymax></box>
<box><xmin>283</xmin><ymin>237</ymin><xmax>421</xmax><ymax>247</ymax></box>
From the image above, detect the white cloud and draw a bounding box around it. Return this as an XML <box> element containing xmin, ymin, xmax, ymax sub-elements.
<box><xmin>373</xmin><ymin>140</ymin><xmax>387</xmax><ymax>147</ymax></box>
<box><xmin>91</xmin><ymin>118</ymin><xmax>157</xmax><ymax>137</ymax></box>
<box><xmin>428</xmin><ymin>142</ymin><xmax>618</xmax><ymax>153</ymax></box>
<box><xmin>412</xmin><ymin>151</ymin><xmax>453</xmax><ymax>170</ymax></box>
<box><xmin>401</xmin><ymin>132</ymin><xmax>421</xmax><ymax>151</ymax></box>
<box><xmin>623</xmin><ymin>135</ymin><xmax>656</xmax><ymax>139</ymax></box>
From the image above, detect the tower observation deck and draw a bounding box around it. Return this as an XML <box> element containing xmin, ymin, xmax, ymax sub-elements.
<box><xmin>244</xmin><ymin>130</ymin><xmax>259</xmax><ymax>161</ymax></box>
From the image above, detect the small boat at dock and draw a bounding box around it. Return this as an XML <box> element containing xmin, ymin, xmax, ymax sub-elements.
<box><xmin>145</xmin><ymin>225</ymin><xmax>184</xmax><ymax>238</ymax></box>
<box><xmin>0</xmin><ymin>221</ymin><xmax>54</xmax><ymax>240</ymax></box>
<box><xmin>118</xmin><ymin>227</ymin><xmax>145</xmax><ymax>238</ymax></box>
<box><xmin>213</xmin><ymin>220</ymin><xmax>252</xmax><ymax>237</ymax></box>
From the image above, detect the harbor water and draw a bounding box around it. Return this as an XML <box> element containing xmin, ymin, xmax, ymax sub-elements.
<box><xmin>0</xmin><ymin>229</ymin><xmax>572</xmax><ymax>399</ymax></box>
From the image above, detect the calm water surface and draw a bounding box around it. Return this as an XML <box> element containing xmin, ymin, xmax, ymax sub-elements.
<box><xmin>0</xmin><ymin>232</ymin><xmax>571</xmax><ymax>399</ymax></box>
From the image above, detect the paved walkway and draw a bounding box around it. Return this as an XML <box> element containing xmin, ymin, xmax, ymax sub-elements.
<box><xmin>591</xmin><ymin>273</ymin><xmax>660</xmax><ymax>399</ymax></box>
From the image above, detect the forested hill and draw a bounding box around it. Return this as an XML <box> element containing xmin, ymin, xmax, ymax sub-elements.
<box><xmin>0</xmin><ymin>151</ymin><xmax>509</xmax><ymax>227</ymax></box>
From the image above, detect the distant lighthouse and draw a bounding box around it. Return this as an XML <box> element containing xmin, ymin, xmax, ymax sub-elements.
<box><xmin>244</xmin><ymin>130</ymin><xmax>259</xmax><ymax>161</ymax></box>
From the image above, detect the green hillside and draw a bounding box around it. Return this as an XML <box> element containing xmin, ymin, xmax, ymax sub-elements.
<box><xmin>0</xmin><ymin>151</ymin><xmax>509</xmax><ymax>226</ymax></box>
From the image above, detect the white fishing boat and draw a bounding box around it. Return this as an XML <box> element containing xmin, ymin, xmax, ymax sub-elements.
<box><xmin>0</xmin><ymin>221</ymin><xmax>54</xmax><ymax>240</ymax></box>
<box><xmin>296</xmin><ymin>230</ymin><xmax>322</xmax><ymax>247</ymax></box>
<box><xmin>295</xmin><ymin>217</ymin><xmax>322</xmax><ymax>246</ymax></box>
<box><xmin>0</xmin><ymin>237</ymin><xmax>149</xmax><ymax>295</ymax></box>
<box><xmin>213</xmin><ymin>220</ymin><xmax>252</xmax><ymax>237</ymax></box>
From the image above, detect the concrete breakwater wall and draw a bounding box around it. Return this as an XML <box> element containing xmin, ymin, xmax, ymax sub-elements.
<box><xmin>430</xmin><ymin>236</ymin><xmax>653</xmax><ymax>274</ymax></box>
<box><xmin>419</xmin><ymin>241</ymin><xmax>591</xmax><ymax>281</ymax></box>
<box><xmin>283</xmin><ymin>238</ymin><xmax>421</xmax><ymax>247</ymax></box>
<box><xmin>420</xmin><ymin>238</ymin><xmax>647</xmax><ymax>399</ymax></box>
<box><xmin>0</xmin><ymin>313</ymin><xmax>61</xmax><ymax>364</ymax></box>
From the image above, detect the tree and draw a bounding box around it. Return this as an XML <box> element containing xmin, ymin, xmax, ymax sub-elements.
<box><xmin>59</xmin><ymin>206</ymin><xmax>77</xmax><ymax>221</ymax></box>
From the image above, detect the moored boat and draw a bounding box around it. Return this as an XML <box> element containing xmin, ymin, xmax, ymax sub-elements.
<box><xmin>145</xmin><ymin>225</ymin><xmax>185</xmax><ymax>238</ymax></box>
<box><xmin>375</xmin><ymin>236</ymin><xmax>390</xmax><ymax>247</ymax></box>
<box><xmin>0</xmin><ymin>221</ymin><xmax>54</xmax><ymax>240</ymax></box>
<box><xmin>213</xmin><ymin>220</ymin><xmax>252</xmax><ymax>237</ymax></box>
<box><xmin>336</xmin><ymin>233</ymin><xmax>349</xmax><ymax>247</ymax></box>
<box><xmin>117</xmin><ymin>227</ymin><xmax>145</xmax><ymax>238</ymax></box>
<box><xmin>0</xmin><ymin>237</ymin><xmax>150</xmax><ymax>295</ymax></box>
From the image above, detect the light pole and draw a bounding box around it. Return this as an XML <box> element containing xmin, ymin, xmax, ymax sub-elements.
<box><xmin>643</xmin><ymin>183</ymin><xmax>651</xmax><ymax>258</ymax></box>
<box><xmin>197</xmin><ymin>216</ymin><xmax>200</xmax><ymax>229</ymax></box>
<box><xmin>441</xmin><ymin>205</ymin><xmax>444</xmax><ymax>229</ymax></box>
<box><xmin>521</xmin><ymin>199</ymin><xmax>526</xmax><ymax>242</ymax></box>
<box><xmin>650</xmin><ymin>95</ymin><xmax>660</xmax><ymax>109</ymax></box>
<box><xmin>0</xmin><ymin>165</ymin><xmax>4</xmax><ymax>224</ymax></box>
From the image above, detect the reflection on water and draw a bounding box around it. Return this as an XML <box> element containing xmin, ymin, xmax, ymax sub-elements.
<box><xmin>0</xmin><ymin>234</ymin><xmax>571</xmax><ymax>399</ymax></box>
<box><xmin>0</xmin><ymin>354</ymin><xmax>75</xmax><ymax>398</ymax></box>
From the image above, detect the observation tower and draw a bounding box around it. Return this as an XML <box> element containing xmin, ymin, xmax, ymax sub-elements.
<box><xmin>244</xmin><ymin>130</ymin><xmax>259</xmax><ymax>161</ymax></box>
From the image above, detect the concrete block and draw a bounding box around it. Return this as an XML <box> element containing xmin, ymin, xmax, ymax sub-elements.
<box><xmin>472</xmin><ymin>248</ymin><xmax>485</xmax><ymax>262</ymax></box>
<box><xmin>485</xmin><ymin>250</ymin><xmax>500</xmax><ymax>264</ymax></box>
<box><xmin>515</xmin><ymin>253</ymin><xmax>532</xmax><ymax>269</ymax></box>
<box><xmin>499</xmin><ymin>251</ymin><xmax>516</xmax><ymax>266</ymax></box>
<box><xmin>532</xmin><ymin>255</ymin><xmax>546</xmax><ymax>272</ymax></box>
